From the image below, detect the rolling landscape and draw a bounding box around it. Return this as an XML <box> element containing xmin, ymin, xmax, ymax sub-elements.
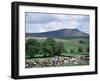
<box><xmin>25</xmin><ymin>11</ymin><xmax>90</xmax><ymax>68</ymax></box>
<box><xmin>26</xmin><ymin>28</ymin><xmax>89</xmax><ymax>39</ymax></box>
<box><xmin>25</xmin><ymin>28</ymin><xmax>89</xmax><ymax>68</ymax></box>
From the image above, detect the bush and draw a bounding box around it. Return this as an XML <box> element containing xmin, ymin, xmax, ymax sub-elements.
<box><xmin>70</xmin><ymin>49</ymin><xmax>74</xmax><ymax>53</ymax></box>
<box><xmin>86</xmin><ymin>47</ymin><xmax>89</xmax><ymax>52</ymax></box>
<box><xmin>79</xmin><ymin>40</ymin><xmax>84</xmax><ymax>44</ymax></box>
<box><xmin>65</xmin><ymin>49</ymin><xmax>68</xmax><ymax>53</ymax></box>
<box><xmin>78</xmin><ymin>47</ymin><xmax>83</xmax><ymax>52</ymax></box>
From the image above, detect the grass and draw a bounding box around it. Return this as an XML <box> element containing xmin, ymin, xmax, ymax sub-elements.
<box><xmin>26</xmin><ymin>37</ymin><xmax>89</xmax><ymax>57</ymax></box>
<box><xmin>63</xmin><ymin>39</ymin><xmax>89</xmax><ymax>49</ymax></box>
<box><xmin>62</xmin><ymin>53</ymin><xmax>89</xmax><ymax>57</ymax></box>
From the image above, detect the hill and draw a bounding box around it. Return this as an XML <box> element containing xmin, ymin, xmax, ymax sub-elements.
<box><xmin>26</xmin><ymin>29</ymin><xmax>89</xmax><ymax>39</ymax></box>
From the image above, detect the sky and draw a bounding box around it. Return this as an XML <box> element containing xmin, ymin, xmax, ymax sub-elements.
<box><xmin>25</xmin><ymin>12</ymin><xmax>90</xmax><ymax>33</ymax></box>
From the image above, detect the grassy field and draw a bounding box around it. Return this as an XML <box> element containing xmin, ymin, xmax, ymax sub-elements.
<box><xmin>26</xmin><ymin>37</ymin><xmax>89</xmax><ymax>57</ymax></box>
<box><xmin>63</xmin><ymin>39</ymin><xmax>89</xmax><ymax>56</ymax></box>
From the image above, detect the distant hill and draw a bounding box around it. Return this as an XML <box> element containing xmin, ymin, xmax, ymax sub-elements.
<box><xmin>26</xmin><ymin>29</ymin><xmax>89</xmax><ymax>39</ymax></box>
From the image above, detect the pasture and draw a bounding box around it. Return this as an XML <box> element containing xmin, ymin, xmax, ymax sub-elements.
<box><xmin>25</xmin><ymin>37</ymin><xmax>89</xmax><ymax>68</ymax></box>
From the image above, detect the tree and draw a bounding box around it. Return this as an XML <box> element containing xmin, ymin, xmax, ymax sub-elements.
<box><xmin>65</xmin><ymin>49</ymin><xmax>68</xmax><ymax>53</ymax></box>
<box><xmin>25</xmin><ymin>38</ymin><xmax>66</xmax><ymax>58</ymax></box>
<box><xmin>70</xmin><ymin>49</ymin><xmax>74</xmax><ymax>53</ymax></box>
<box><xmin>55</xmin><ymin>42</ymin><xmax>65</xmax><ymax>56</ymax></box>
<box><xmin>78</xmin><ymin>47</ymin><xmax>83</xmax><ymax>52</ymax></box>
<box><xmin>45</xmin><ymin>38</ymin><xmax>57</xmax><ymax>56</ymax></box>
<box><xmin>44</xmin><ymin>38</ymin><xmax>65</xmax><ymax>56</ymax></box>
<box><xmin>42</xmin><ymin>41</ymin><xmax>52</xmax><ymax>57</ymax></box>
<box><xmin>25</xmin><ymin>39</ymin><xmax>40</xmax><ymax>58</ymax></box>
<box><xmin>79</xmin><ymin>40</ymin><xmax>84</xmax><ymax>44</ymax></box>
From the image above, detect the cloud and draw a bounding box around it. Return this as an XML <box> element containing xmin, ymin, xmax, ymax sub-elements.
<box><xmin>26</xmin><ymin>12</ymin><xmax>89</xmax><ymax>33</ymax></box>
<box><xmin>77</xmin><ymin>21</ymin><xmax>89</xmax><ymax>33</ymax></box>
<box><xmin>26</xmin><ymin>13</ymin><xmax>56</xmax><ymax>24</ymax></box>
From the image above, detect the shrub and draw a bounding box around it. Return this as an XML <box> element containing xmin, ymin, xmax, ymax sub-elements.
<box><xmin>70</xmin><ymin>49</ymin><xmax>74</xmax><ymax>53</ymax></box>
<box><xmin>86</xmin><ymin>47</ymin><xmax>89</xmax><ymax>52</ymax></box>
<box><xmin>79</xmin><ymin>40</ymin><xmax>84</xmax><ymax>44</ymax></box>
<box><xmin>78</xmin><ymin>47</ymin><xmax>83</xmax><ymax>52</ymax></box>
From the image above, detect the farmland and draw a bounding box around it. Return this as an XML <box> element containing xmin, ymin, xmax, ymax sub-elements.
<box><xmin>25</xmin><ymin>37</ymin><xmax>89</xmax><ymax>68</ymax></box>
<box><xmin>26</xmin><ymin>37</ymin><xmax>89</xmax><ymax>56</ymax></box>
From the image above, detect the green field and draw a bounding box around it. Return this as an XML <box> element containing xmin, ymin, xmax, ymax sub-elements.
<box><xmin>25</xmin><ymin>37</ymin><xmax>89</xmax><ymax>68</ymax></box>
<box><xmin>26</xmin><ymin>37</ymin><xmax>89</xmax><ymax>57</ymax></box>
